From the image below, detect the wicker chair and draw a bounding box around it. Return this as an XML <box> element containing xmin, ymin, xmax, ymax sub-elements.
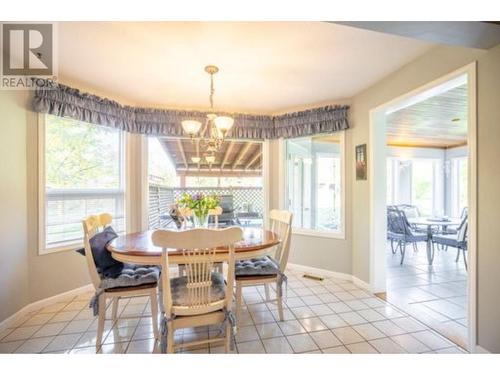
<box><xmin>432</xmin><ymin>215</ymin><xmax>468</xmax><ymax>269</ymax></box>
<box><xmin>387</xmin><ymin>207</ymin><xmax>428</xmax><ymax>265</ymax></box>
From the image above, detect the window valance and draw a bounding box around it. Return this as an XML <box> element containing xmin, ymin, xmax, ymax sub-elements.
<box><xmin>32</xmin><ymin>82</ymin><xmax>349</xmax><ymax>139</ymax></box>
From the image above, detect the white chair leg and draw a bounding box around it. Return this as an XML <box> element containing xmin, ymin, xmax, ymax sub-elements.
<box><xmin>235</xmin><ymin>282</ymin><xmax>243</xmax><ymax>327</ymax></box>
<box><xmin>111</xmin><ymin>297</ymin><xmax>119</xmax><ymax>321</ymax></box>
<box><xmin>96</xmin><ymin>294</ymin><xmax>106</xmax><ymax>352</ymax></box>
<box><xmin>264</xmin><ymin>284</ymin><xmax>271</xmax><ymax>301</ymax></box>
<box><xmin>150</xmin><ymin>290</ymin><xmax>160</xmax><ymax>341</ymax></box>
<box><xmin>276</xmin><ymin>282</ymin><xmax>284</xmax><ymax>321</ymax></box>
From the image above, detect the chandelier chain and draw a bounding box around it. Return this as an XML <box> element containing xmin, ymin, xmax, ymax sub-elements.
<box><xmin>209</xmin><ymin>72</ymin><xmax>215</xmax><ymax>110</ymax></box>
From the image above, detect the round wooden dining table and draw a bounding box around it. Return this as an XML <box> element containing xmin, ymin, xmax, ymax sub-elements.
<box><xmin>107</xmin><ymin>227</ymin><xmax>280</xmax><ymax>265</ymax></box>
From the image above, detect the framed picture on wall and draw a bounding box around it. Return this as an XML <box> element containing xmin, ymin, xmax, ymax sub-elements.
<box><xmin>356</xmin><ymin>144</ymin><xmax>367</xmax><ymax>180</ymax></box>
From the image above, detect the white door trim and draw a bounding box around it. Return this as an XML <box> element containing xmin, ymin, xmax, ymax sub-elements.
<box><xmin>368</xmin><ymin>62</ymin><xmax>477</xmax><ymax>352</ymax></box>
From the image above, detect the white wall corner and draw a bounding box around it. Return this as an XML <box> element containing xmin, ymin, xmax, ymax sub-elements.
<box><xmin>0</xmin><ymin>284</ymin><xmax>93</xmax><ymax>333</ymax></box>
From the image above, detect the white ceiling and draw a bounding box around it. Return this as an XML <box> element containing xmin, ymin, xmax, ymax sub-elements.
<box><xmin>386</xmin><ymin>82</ymin><xmax>468</xmax><ymax>148</ymax></box>
<box><xmin>57</xmin><ymin>22</ymin><xmax>433</xmax><ymax>113</ymax></box>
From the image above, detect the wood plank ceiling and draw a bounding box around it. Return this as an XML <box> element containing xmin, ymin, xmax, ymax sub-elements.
<box><xmin>386</xmin><ymin>83</ymin><xmax>468</xmax><ymax>148</ymax></box>
<box><xmin>158</xmin><ymin>138</ymin><xmax>262</xmax><ymax>177</ymax></box>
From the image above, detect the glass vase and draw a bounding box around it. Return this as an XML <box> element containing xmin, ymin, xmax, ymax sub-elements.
<box><xmin>193</xmin><ymin>213</ymin><xmax>209</xmax><ymax>228</ymax></box>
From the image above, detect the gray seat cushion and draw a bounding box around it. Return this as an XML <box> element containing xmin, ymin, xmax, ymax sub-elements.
<box><xmin>100</xmin><ymin>264</ymin><xmax>160</xmax><ymax>291</ymax></box>
<box><xmin>387</xmin><ymin>231</ymin><xmax>405</xmax><ymax>241</ymax></box>
<box><xmin>432</xmin><ymin>234</ymin><xmax>466</xmax><ymax>249</ymax></box>
<box><xmin>235</xmin><ymin>256</ymin><xmax>279</xmax><ymax>277</ymax></box>
<box><xmin>388</xmin><ymin>231</ymin><xmax>427</xmax><ymax>242</ymax></box>
<box><xmin>170</xmin><ymin>272</ymin><xmax>226</xmax><ymax>306</ymax></box>
<box><xmin>407</xmin><ymin>233</ymin><xmax>428</xmax><ymax>242</ymax></box>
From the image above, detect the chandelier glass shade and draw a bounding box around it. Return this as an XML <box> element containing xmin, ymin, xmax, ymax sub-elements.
<box><xmin>181</xmin><ymin>120</ymin><xmax>202</xmax><ymax>136</ymax></box>
<box><xmin>181</xmin><ymin>65</ymin><xmax>235</xmax><ymax>165</ymax></box>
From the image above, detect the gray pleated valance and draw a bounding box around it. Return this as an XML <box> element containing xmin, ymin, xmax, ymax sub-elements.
<box><xmin>32</xmin><ymin>82</ymin><xmax>349</xmax><ymax>139</ymax></box>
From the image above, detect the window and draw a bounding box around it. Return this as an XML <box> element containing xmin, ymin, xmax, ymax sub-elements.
<box><xmin>39</xmin><ymin>114</ymin><xmax>125</xmax><ymax>253</ymax></box>
<box><xmin>411</xmin><ymin>159</ymin><xmax>436</xmax><ymax>216</ymax></box>
<box><xmin>386</xmin><ymin>159</ymin><xmax>396</xmax><ymax>205</ymax></box>
<box><xmin>285</xmin><ymin>134</ymin><xmax>344</xmax><ymax>236</ymax></box>
<box><xmin>451</xmin><ymin>157</ymin><xmax>468</xmax><ymax>217</ymax></box>
<box><xmin>385</xmin><ymin>156</ymin><xmax>443</xmax><ymax>217</ymax></box>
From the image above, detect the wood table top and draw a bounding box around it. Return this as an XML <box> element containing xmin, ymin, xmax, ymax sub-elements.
<box><xmin>107</xmin><ymin>227</ymin><xmax>280</xmax><ymax>258</ymax></box>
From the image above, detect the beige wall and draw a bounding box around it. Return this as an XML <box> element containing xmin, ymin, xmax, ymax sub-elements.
<box><xmin>475</xmin><ymin>44</ymin><xmax>500</xmax><ymax>353</ymax></box>
<box><xmin>349</xmin><ymin>44</ymin><xmax>500</xmax><ymax>352</ymax></box>
<box><xmin>0</xmin><ymin>90</ymin><xmax>30</xmax><ymax>321</ymax></box>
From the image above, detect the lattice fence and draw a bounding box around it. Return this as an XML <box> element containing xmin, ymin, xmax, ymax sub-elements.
<box><xmin>148</xmin><ymin>184</ymin><xmax>175</xmax><ymax>229</ymax></box>
<box><xmin>148</xmin><ymin>185</ymin><xmax>264</xmax><ymax>229</ymax></box>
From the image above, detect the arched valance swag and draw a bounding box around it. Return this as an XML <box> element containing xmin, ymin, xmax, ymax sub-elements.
<box><xmin>32</xmin><ymin>83</ymin><xmax>349</xmax><ymax>139</ymax></box>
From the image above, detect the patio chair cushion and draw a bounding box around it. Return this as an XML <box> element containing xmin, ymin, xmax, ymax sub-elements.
<box><xmin>387</xmin><ymin>231</ymin><xmax>405</xmax><ymax>241</ymax></box>
<box><xmin>100</xmin><ymin>264</ymin><xmax>160</xmax><ymax>291</ymax></box>
<box><xmin>432</xmin><ymin>234</ymin><xmax>466</xmax><ymax>249</ymax></box>
<box><xmin>235</xmin><ymin>256</ymin><xmax>279</xmax><ymax>277</ymax></box>
<box><xmin>170</xmin><ymin>272</ymin><xmax>226</xmax><ymax>306</ymax></box>
<box><xmin>388</xmin><ymin>231</ymin><xmax>427</xmax><ymax>243</ymax></box>
<box><xmin>76</xmin><ymin>226</ymin><xmax>123</xmax><ymax>278</ymax></box>
<box><xmin>407</xmin><ymin>233</ymin><xmax>428</xmax><ymax>242</ymax></box>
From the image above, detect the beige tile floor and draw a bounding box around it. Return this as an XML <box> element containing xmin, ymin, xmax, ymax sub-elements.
<box><xmin>0</xmin><ymin>268</ymin><xmax>466</xmax><ymax>354</ymax></box>
<box><xmin>386</xmin><ymin>241</ymin><xmax>468</xmax><ymax>349</ymax></box>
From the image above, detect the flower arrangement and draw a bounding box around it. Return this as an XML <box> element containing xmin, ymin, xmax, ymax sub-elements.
<box><xmin>177</xmin><ymin>193</ymin><xmax>220</xmax><ymax>227</ymax></box>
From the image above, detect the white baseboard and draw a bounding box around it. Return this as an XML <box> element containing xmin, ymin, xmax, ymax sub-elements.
<box><xmin>0</xmin><ymin>284</ymin><xmax>93</xmax><ymax>333</ymax></box>
<box><xmin>351</xmin><ymin>276</ymin><xmax>372</xmax><ymax>292</ymax></box>
<box><xmin>287</xmin><ymin>263</ymin><xmax>372</xmax><ymax>292</ymax></box>
<box><xmin>474</xmin><ymin>345</ymin><xmax>491</xmax><ymax>354</ymax></box>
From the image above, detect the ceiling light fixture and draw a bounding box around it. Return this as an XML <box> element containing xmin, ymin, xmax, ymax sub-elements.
<box><xmin>181</xmin><ymin>65</ymin><xmax>234</xmax><ymax>164</ymax></box>
<box><xmin>205</xmin><ymin>155</ymin><xmax>216</xmax><ymax>165</ymax></box>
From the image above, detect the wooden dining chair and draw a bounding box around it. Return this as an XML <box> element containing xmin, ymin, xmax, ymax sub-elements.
<box><xmin>234</xmin><ymin>209</ymin><xmax>293</xmax><ymax>325</ymax></box>
<box><xmin>177</xmin><ymin>206</ymin><xmax>224</xmax><ymax>276</ymax></box>
<box><xmin>82</xmin><ymin>213</ymin><xmax>160</xmax><ymax>352</ymax></box>
<box><xmin>152</xmin><ymin>227</ymin><xmax>243</xmax><ymax>353</ymax></box>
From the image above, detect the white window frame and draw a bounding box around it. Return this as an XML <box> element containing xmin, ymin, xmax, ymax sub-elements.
<box><xmin>450</xmin><ymin>156</ymin><xmax>468</xmax><ymax>218</ymax></box>
<box><xmin>38</xmin><ymin>113</ymin><xmax>127</xmax><ymax>255</ymax></box>
<box><xmin>281</xmin><ymin>131</ymin><xmax>345</xmax><ymax>240</ymax></box>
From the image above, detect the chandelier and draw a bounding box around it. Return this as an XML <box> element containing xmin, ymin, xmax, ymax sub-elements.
<box><xmin>181</xmin><ymin>65</ymin><xmax>234</xmax><ymax>165</ymax></box>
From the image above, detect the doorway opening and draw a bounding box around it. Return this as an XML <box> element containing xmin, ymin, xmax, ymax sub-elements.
<box><xmin>369</xmin><ymin>63</ymin><xmax>477</xmax><ymax>352</ymax></box>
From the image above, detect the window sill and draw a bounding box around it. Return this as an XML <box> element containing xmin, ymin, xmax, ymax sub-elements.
<box><xmin>291</xmin><ymin>228</ymin><xmax>345</xmax><ymax>240</ymax></box>
<box><xmin>39</xmin><ymin>242</ymin><xmax>82</xmax><ymax>255</ymax></box>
